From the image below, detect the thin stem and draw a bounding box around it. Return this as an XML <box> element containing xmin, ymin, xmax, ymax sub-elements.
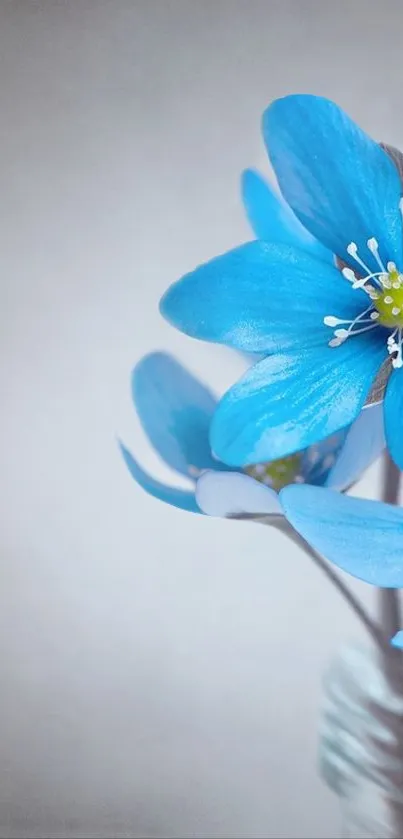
<box><xmin>378</xmin><ymin>454</ymin><xmax>403</xmax><ymax>839</ymax></box>
<box><xmin>278</xmin><ymin>518</ymin><xmax>387</xmax><ymax>652</ymax></box>
<box><xmin>380</xmin><ymin>453</ymin><xmax>402</xmax><ymax>642</ymax></box>
<box><xmin>230</xmin><ymin>513</ymin><xmax>387</xmax><ymax>652</ymax></box>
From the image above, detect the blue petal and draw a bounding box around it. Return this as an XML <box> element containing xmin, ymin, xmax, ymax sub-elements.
<box><xmin>264</xmin><ymin>95</ymin><xmax>403</xmax><ymax>271</ymax></box>
<box><xmin>325</xmin><ymin>402</ymin><xmax>385</xmax><ymax>490</ymax></box>
<box><xmin>160</xmin><ymin>240</ymin><xmax>365</xmax><ymax>353</ymax></box>
<box><xmin>384</xmin><ymin>367</ymin><xmax>403</xmax><ymax>470</ymax></box>
<box><xmin>119</xmin><ymin>442</ymin><xmax>200</xmax><ymax>513</ymax></box>
<box><xmin>391</xmin><ymin>631</ymin><xmax>403</xmax><ymax>649</ymax></box>
<box><xmin>210</xmin><ymin>336</ymin><xmax>387</xmax><ymax>466</ymax></box>
<box><xmin>241</xmin><ymin>168</ymin><xmax>331</xmax><ymax>262</ymax></box>
<box><xmin>280</xmin><ymin>484</ymin><xmax>403</xmax><ymax>587</ymax></box>
<box><xmin>133</xmin><ymin>352</ymin><xmax>220</xmax><ymax>476</ymax></box>
<box><xmin>196</xmin><ymin>470</ymin><xmax>282</xmax><ymax>517</ymax></box>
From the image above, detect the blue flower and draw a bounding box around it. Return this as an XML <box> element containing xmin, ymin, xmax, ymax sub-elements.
<box><xmin>120</xmin><ymin>352</ymin><xmax>384</xmax><ymax>517</ymax></box>
<box><xmin>161</xmin><ymin>95</ymin><xmax>403</xmax><ymax>469</ymax></box>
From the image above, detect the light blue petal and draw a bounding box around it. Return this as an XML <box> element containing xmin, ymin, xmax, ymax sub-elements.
<box><xmin>280</xmin><ymin>484</ymin><xmax>403</xmax><ymax>587</ymax></box>
<box><xmin>325</xmin><ymin>402</ymin><xmax>385</xmax><ymax>490</ymax></box>
<box><xmin>391</xmin><ymin>631</ymin><xmax>403</xmax><ymax>649</ymax></box>
<box><xmin>384</xmin><ymin>367</ymin><xmax>403</xmax><ymax>470</ymax></box>
<box><xmin>264</xmin><ymin>95</ymin><xmax>403</xmax><ymax>272</ymax></box>
<box><xmin>241</xmin><ymin>168</ymin><xmax>331</xmax><ymax>262</ymax></box>
<box><xmin>160</xmin><ymin>240</ymin><xmax>365</xmax><ymax>353</ymax></box>
<box><xmin>210</xmin><ymin>336</ymin><xmax>387</xmax><ymax>466</ymax></box>
<box><xmin>119</xmin><ymin>442</ymin><xmax>200</xmax><ymax>514</ymax></box>
<box><xmin>196</xmin><ymin>470</ymin><xmax>282</xmax><ymax>517</ymax></box>
<box><xmin>133</xmin><ymin>352</ymin><xmax>220</xmax><ymax>476</ymax></box>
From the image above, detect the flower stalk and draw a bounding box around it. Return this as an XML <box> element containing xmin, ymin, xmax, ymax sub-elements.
<box><xmin>379</xmin><ymin>453</ymin><xmax>403</xmax><ymax>672</ymax></box>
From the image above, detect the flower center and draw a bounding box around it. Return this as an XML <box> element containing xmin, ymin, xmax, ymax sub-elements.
<box><xmin>373</xmin><ymin>271</ymin><xmax>403</xmax><ymax>327</ymax></box>
<box><xmin>324</xmin><ymin>233</ymin><xmax>403</xmax><ymax>369</ymax></box>
<box><xmin>245</xmin><ymin>453</ymin><xmax>302</xmax><ymax>490</ymax></box>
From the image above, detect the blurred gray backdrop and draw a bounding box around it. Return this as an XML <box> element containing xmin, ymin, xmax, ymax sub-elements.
<box><xmin>1</xmin><ymin>1</ymin><xmax>399</xmax><ymax>837</ymax></box>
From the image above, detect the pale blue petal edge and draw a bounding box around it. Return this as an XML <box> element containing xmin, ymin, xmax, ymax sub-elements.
<box><xmin>196</xmin><ymin>469</ymin><xmax>282</xmax><ymax>517</ymax></box>
<box><xmin>119</xmin><ymin>442</ymin><xmax>200</xmax><ymax>514</ymax></box>
<box><xmin>241</xmin><ymin>168</ymin><xmax>331</xmax><ymax>262</ymax></box>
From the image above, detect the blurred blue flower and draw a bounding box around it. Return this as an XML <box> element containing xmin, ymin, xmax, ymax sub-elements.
<box><xmin>120</xmin><ymin>352</ymin><xmax>384</xmax><ymax>517</ymax></box>
<box><xmin>160</xmin><ymin>95</ymin><xmax>403</xmax><ymax>470</ymax></box>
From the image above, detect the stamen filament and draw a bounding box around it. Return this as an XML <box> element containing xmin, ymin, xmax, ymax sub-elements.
<box><xmin>352</xmin><ymin>271</ymin><xmax>383</xmax><ymax>290</ymax></box>
<box><xmin>347</xmin><ymin>241</ymin><xmax>373</xmax><ymax>276</ymax></box>
<box><xmin>367</xmin><ymin>237</ymin><xmax>387</xmax><ymax>273</ymax></box>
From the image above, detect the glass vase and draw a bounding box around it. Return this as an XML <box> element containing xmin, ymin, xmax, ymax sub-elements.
<box><xmin>320</xmin><ymin>644</ymin><xmax>403</xmax><ymax>838</ymax></box>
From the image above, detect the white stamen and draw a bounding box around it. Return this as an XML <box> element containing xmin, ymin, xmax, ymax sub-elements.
<box><xmin>323</xmin><ymin>315</ymin><xmax>346</xmax><ymax>327</ymax></box>
<box><xmin>328</xmin><ymin>234</ymin><xmax>403</xmax><ymax>359</ymax></box>
<box><xmin>386</xmin><ymin>327</ymin><xmax>403</xmax><ymax>368</ymax></box>
<box><xmin>342</xmin><ymin>267</ymin><xmax>356</xmax><ymax>282</ymax></box>
<box><xmin>367</xmin><ymin>237</ymin><xmax>387</xmax><ymax>272</ymax></box>
<box><xmin>341</xmin><ymin>323</ymin><xmax>379</xmax><ymax>337</ymax></box>
<box><xmin>325</xmin><ymin>303</ymin><xmax>376</xmax><ymax>347</ymax></box>
<box><xmin>346</xmin><ymin>241</ymin><xmax>374</xmax><ymax>276</ymax></box>
<box><xmin>392</xmin><ymin>329</ymin><xmax>403</xmax><ymax>368</ymax></box>
<box><xmin>352</xmin><ymin>272</ymin><xmax>382</xmax><ymax>289</ymax></box>
<box><xmin>294</xmin><ymin>475</ymin><xmax>304</xmax><ymax>484</ymax></box>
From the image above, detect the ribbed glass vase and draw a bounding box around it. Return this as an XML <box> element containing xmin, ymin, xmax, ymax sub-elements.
<box><xmin>320</xmin><ymin>644</ymin><xmax>403</xmax><ymax>838</ymax></box>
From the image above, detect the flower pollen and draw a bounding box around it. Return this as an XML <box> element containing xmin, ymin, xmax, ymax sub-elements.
<box><xmin>245</xmin><ymin>453</ymin><xmax>302</xmax><ymax>490</ymax></box>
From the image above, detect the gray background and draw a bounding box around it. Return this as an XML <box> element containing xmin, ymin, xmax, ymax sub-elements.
<box><xmin>1</xmin><ymin>1</ymin><xmax>399</xmax><ymax>837</ymax></box>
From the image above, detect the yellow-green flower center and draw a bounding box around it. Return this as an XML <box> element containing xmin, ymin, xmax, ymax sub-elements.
<box><xmin>372</xmin><ymin>270</ymin><xmax>403</xmax><ymax>327</ymax></box>
<box><xmin>245</xmin><ymin>453</ymin><xmax>302</xmax><ymax>491</ymax></box>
